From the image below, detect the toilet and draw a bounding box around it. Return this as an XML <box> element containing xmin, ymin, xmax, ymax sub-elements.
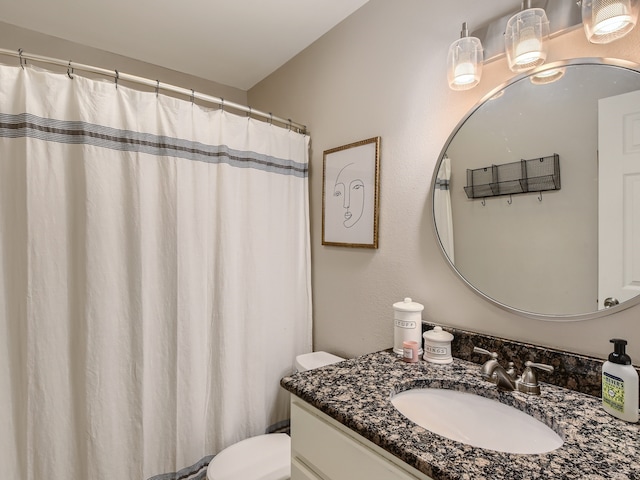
<box><xmin>206</xmin><ymin>351</ymin><xmax>344</xmax><ymax>480</ymax></box>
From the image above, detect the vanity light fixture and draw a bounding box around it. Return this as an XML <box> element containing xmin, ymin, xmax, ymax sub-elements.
<box><xmin>582</xmin><ymin>0</ymin><xmax>639</xmax><ymax>43</ymax></box>
<box><xmin>504</xmin><ymin>0</ymin><xmax>549</xmax><ymax>72</ymax></box>
<box><xmin>447</xmin><ymin>22</ymin><xmax>483</xmax><ymax>91</ymax></box>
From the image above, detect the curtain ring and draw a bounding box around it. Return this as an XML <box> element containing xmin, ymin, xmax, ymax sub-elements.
<box><xmin>247</xmin><ymin>107</ymin><xmax>252</xmax><ymax>119</ymax></box>
<box><xmin>18</xmin><ymin>48</ymin><xmax>25</xmax><ymax>69</ymax></box>
<box><xmin>114</xmin><ymin>70</ymin><xmax>119</xmax><ymax>89</ymax></box>
<box><xmin>269</xmin><ymin>113</ymin><xmax>273</xmax><ymax>125</ymax></box>
<box><xmin>220</xmin><ymin>98</ymin><xmax>224</xmax><ymax>112</ymax></box>
<box><xmin>67</xmin><ymin>61</ymin><xmax>74</xmax><ymax>79</ymax></box>
<box><xmin>190</xmin><ymin>89</ymin><xmax>195</xmax><ymax>104</ymax></box>
<box><xmin>155</xmin><ymin>80</ymin><xmax>160</xmax><ymax>97</ymax></box>
<box><xmin>287</xmin><ymin>119</ymin><xmax>292</xmax><ymax>131</ymax></box>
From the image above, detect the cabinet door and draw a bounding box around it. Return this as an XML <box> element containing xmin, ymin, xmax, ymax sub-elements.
<box><xmin>291</xmin><ymin>398</ymin><xmax>432</xmax><ymax>480</ymax></box>
<box><xmin>291</xmin><ymin>457</ymin><xmax>323</xmax><ymax>480</ymax></box>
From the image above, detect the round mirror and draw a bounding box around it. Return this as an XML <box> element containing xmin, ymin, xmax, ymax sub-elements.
<box><xmin>433</xmin><ymin>58</ymin><xmax>640</xmax><ymax>320</ymax></box>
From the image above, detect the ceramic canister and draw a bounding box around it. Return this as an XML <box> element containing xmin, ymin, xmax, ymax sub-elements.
<box><xmin>422</xmin><ymin>326</ymin><xmax>454</xmax><ymax>364</ymax></box>
<box><xmin>393</xmin><ymin>298</ymin><xmax>424</xmax><ymax>356</ymax></box>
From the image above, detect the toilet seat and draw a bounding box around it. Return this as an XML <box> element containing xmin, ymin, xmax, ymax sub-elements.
<box><xmin>206</xmin><ymin>433</ymin><xmax>290</xmax><ymax>480</ymax></box>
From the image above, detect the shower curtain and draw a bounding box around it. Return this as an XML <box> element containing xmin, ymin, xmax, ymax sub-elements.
<box><xmin>0</xmin><ymin>63</ymin><xmax>311</xmax><ymax>480</ymax></box>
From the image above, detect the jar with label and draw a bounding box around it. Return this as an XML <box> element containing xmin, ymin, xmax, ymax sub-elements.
<box><xmin>423</xmin><ymin>326</ymin><xmax>454</xmax><ymax>364</ymax></box>
<box><xmin>393</xmin><ymin>297</ymin><xmax>424</xmax><ymax>357</ymax></box>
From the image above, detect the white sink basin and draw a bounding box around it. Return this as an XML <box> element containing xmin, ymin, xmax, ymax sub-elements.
<box><xmin>391</xmin><ymin>388</ymin><xmax>563</xmax><ymax>454</ymax></box>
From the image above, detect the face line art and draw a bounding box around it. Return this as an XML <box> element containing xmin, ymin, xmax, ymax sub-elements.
<box><xmin>333</xmin><ymin>162</ymin><xmax>365</xmax><ymax>229</ymax></box>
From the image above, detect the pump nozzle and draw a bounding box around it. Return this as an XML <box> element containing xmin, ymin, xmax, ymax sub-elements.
<box><xmin>609</xmin><ymin>338</ymin><xmax>632</xmax><ymax>365</ymax></box>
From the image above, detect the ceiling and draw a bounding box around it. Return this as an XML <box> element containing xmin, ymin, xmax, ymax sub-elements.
<box><xmin>0</xmin><ymin>0</ymin><xmax>370</xmax><ymax>90</ymax></box>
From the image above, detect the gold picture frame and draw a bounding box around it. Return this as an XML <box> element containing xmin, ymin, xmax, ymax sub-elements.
<box><xmin>322</xmin><ymin>137</ymin><xmax>380</xmax><ymax>248</ymax></box>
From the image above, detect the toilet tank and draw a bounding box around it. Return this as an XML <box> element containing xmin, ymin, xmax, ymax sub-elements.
<box><xmin>295</xmin><ymin>351</ymin><xmax>344</xmax><ymax>372</ymax></box>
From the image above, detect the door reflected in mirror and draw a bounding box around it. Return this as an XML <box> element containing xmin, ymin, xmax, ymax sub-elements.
<box><xmin>433</xmin><ymin>59</ymin><xmax>640</xmax><ymax>318</ymax></box>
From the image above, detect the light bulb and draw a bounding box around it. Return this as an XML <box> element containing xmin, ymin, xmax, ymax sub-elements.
<box><xmin>583</xmin><ymin>0</ymin><xmax>638</xmax><ymax>43</ymax></box>
<box><xmin>454</xmin><ymin>60</ymin><xmax>476</xmax><ymax>85</ymax></box>
<box><xmin>514</xmin><ymin>28</ymin><xmax>545</xmax><ymax>66</ymax></box>
<box><xmin>594</xmin><ymin>3</ymin><xmax>632</xmax><ymax>34</ymax></box>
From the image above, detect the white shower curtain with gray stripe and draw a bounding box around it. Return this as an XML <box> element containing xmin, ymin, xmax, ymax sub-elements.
<box><xmin>0</xmin><ymin>63</ymin><xmax>311</xmax><ymax>480</ymax></box>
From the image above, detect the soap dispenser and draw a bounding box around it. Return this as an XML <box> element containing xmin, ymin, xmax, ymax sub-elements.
<box><xmin>602</xmin><ymin>339</ymin><xmax>639</xmax><ymax>423</ymax></box>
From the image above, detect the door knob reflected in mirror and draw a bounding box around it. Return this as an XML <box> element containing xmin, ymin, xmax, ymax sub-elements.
<box><xmin>604</xmin><ymin>297</ymin><xmax>620</xmax><ymax>308</ymax></box>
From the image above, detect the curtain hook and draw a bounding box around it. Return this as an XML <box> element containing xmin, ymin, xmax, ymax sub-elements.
<box><xmin>67</xmin><ymin>61</ymin><xmax>74</xmax><ymax>79</ymax></box>
<box><xmin>220</xmin><ymin>98</ymin><xmax>224</xmax><ymax>112</ymax></box>
<box><xmin>269</xmin><ymin>113</ymin><xmax>273</xmax><ymax>125</ymax></box>
<box><xmin>247</xmin><ymin>106</ymin><xmax>252</xmax><ymax>119</ymax></box>
<box><xmin>155</xmin><ymin>80</ymin><xmax>160</xmax><ymax>97</ymax></box>
<box><xmin>287</xmin><ymin>119</ymin><xmax>292</xmax><ymax>131</ymax></box>
<box><xmin>114</xmin><ymin>70</ymin><xmax>119</xmax><ymax>89</ymax></box>
<box><xmin>18</xmin><ymin>48</ymin><xmax>25</xmax><ymax>69</ymax></box>
<box><xmin>190</xmin><ymin>89</ymin><xmax>195</xmax><ymax>104</ymax></box>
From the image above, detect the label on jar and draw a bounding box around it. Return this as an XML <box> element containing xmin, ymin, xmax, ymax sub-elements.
<box><xmin>395</xmin><ymin>319</ymin><xmax>416</xmax><ymax>329</ymax></box>
<box><xmin>424</xmin><ymin>344</ymin><xmax>448</xmax><ymax>355</ymax></box>
<box><xmin>602</xmin><ymin>371</ymin><xmax>625</xmax><ymax>413</ymax></box>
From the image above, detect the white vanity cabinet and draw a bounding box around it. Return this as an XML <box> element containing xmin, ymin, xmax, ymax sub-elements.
<box><xmin>290</xmin><ymin>397</ymin><xmax>433</xmax><ymax>480</ymax></box>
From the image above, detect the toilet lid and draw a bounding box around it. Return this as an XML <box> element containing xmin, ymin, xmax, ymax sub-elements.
<box><xmin>207</xmin><ymin>433</ymin><xmax>290</xmax><ymax>480</ymax></box>
<box><xmin>295</xmin><ymin>351</ymin><xmax>344</xmax><ymax>372</ymax></box>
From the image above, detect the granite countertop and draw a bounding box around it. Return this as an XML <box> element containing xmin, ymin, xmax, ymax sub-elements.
<box><xmin>280</xmin><ymin>350</ymin><xmax>640</xmax><ymax>480</ymax></box>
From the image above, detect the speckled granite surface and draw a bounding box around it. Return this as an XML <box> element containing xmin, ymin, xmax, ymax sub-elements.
<box><xmin>423</xmin><ymin>323</ymin><xmax>640</xmax><ymax>400</ymax></box>
<box><xmin>281</xmin><ymin>350</ymin><xmax>640</xmax><ymax>480</ymax></box>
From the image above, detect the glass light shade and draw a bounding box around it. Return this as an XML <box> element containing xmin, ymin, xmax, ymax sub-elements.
<box><xmin>504</xmin><ymin>8</ymin><xmax>549</xmax><ymax>73</ymax></box>
<box><xmin>582</xmin><ymin>0</ymin><xmax>638</xmax><ymax>43</ymax></box>
<box><xmin>447</xmin><ymin>36</ymin><xmax>483</xmax><ymax>91</ymax></box>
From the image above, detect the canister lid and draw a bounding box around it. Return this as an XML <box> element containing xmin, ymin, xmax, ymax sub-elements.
<box><xmin>423</xmin><ymin>326</ymin><xmax>453</xmax><ymax>342</ymax></box>
<box><xmin>393</xmin><ymin>297</ymin><xmax>425</xmax><ymax>312</ymax></box>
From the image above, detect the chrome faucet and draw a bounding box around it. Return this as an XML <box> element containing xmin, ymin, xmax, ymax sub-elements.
<box><xmin>473</xmin><ymin>347</ymin><xmax>554</xmax><ymax>395</ymax></box>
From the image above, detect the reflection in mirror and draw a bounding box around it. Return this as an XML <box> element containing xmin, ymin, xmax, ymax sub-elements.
<box><xmin>433</xmin><ymin>59</ymin><xmax>640</xmax><ymax>319</ymax></box>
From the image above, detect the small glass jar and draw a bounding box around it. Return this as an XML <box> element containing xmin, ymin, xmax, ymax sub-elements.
<box><xmin>402</xmin><ymin>340</ymin><xmax>419</xmax><ymax>363</ymax></box>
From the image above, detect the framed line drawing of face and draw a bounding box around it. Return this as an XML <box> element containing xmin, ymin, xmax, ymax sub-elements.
<box><xmin>322</xmin><ymin>137</ymin><xmax>380</xmax><ymax>248</ymax></box>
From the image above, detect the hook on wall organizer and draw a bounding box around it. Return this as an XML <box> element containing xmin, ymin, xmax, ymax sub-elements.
<box><xmin>538</xmin><ymin>191</ymin><xmax>543</xmax><ymax>202</ymax></box>
<box><xmin>481</xmin><ymin>198</ymin><xmax>486</xmax><ymax>206</ymax></box>
<box><xmin>507</xmin><ymin>194</ymin><xmax>513</xmax><ymax>205</ymax></box>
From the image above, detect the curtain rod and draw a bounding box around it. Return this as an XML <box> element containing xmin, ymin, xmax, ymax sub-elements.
<box><xmin>0</xmin><ymin>47</ymin><xmax>308</xmax><ymax>135</ymax></box>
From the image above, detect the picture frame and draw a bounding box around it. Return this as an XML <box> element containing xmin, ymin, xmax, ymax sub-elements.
<box><xmin>322</xmin><ymin>137</ymin><xmax>380</xmax><ymax>248</ymax></box>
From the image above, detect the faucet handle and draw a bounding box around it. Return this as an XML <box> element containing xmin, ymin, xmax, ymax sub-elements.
<box><xmin>525</xmin><ymin>361</ymin><xmax>554</xmax><ymax>373</ymax></box>
<box><xmin>473</xmin><ymin>346</ymin><xmax>498</xmax><ymax>359</ymax></box>
<box><xmin>518</xmin><ymin>361</ymin><xmax>554</xmax><ymax>395</ymax></box>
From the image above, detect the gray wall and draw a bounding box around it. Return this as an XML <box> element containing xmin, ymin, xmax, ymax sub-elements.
<box><xmin>248</xmin><ymin>0</ymin><xmax>640</xmax><ymax>362</ymax></box>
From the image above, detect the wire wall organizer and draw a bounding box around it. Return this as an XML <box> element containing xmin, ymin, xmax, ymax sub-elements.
<box><xmin>464</xmin><ymin>154</ymin><xmax>560</xmax><ymax>200</ymax></box>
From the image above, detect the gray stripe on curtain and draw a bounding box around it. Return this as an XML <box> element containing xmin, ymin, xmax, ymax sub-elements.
<box><xmin>0</xmin><ymin>112</ymin><xmax>308</xmax><ymax>177</ymax></box>
<box><xmin>147</xmin><ymin>455</ymin><xmax>214</xmax><ymax>480</ymax></box>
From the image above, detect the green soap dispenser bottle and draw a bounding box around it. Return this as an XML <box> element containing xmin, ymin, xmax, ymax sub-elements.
<box><xmin>602</xmin><ymin>339</ymin><xmax>639</xmax><ymax>423</ymax></box>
